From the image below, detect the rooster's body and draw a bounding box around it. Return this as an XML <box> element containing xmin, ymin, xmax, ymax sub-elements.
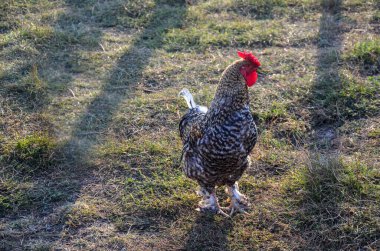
<box><xmin>179</xmin><ymin>52</ymin><xmax>260</xmax><ymax>215</ymax></box>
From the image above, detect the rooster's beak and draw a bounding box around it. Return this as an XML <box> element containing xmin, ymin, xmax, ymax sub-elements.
<box><xmin>256</xmin><ymin>67</ymin><xmax>267</xmax><ymax>77</ymax></box>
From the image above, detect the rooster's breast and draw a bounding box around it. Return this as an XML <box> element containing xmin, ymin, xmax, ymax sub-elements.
<box><xmin>199</xmin><ymin>108</ymin><xmax>257</xmax><ymax>167</ymax></box>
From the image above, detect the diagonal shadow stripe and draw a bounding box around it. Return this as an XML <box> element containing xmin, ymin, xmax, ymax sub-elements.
<box><xmin>0</xmin><ymin>1</ymin><xmax>187</xmax><ymax>249</ymax></box>
<box><xmin>63</xmin><ymin>0</ymin><xmax>187</xmax><ymax>164</ymax></box>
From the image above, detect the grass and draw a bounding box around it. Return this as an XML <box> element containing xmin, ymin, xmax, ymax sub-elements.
<box><xmin>350</xmin><ymin>40</ymin><xmax>380</xmax><ymax>65</ymax></box>
<box><xmin>338</xmin><ymin>75</ymin><xmax>380</xmax><ymax>118</ymax></box>
<box><xmin>0</xmin><ymin>0</ymin><xmax>379</xmax><ymax>250</ymax></box>
<box><xmin>283</xmin><ymin>156</ymin><xmax>379</xmax><ymax>249</ymax></box>
<box><xmin>8</xmin><ymin>132</ymin><xmax>57</xmax><ymax>172</ymax></box>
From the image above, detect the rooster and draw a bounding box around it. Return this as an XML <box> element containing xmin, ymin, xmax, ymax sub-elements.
<box><xmin>179</xmin><ymin>51</ymin><xmax>260</xmax><ymax>216</ymax></box>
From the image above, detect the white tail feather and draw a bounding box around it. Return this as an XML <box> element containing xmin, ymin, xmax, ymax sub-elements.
<box><xmin>179</xmin><ymin>88</ymin><xmax>208</xmax><ymax>113</ymax></box>
<box><xmin>179</xmin><ymin>88</ymin><xmax>196</xmax><ymax>109</ymax></box>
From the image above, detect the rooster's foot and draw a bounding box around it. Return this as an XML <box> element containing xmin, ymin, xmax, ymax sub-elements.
<box><xmin>196</xmin><ymin>188</ymin><xmax>229</xmax><ymax>217</ymax></box>
<box><xmin>225</xmin><ymin>183</ymin><xmax>251</xmax><ymax>216</ymax></box>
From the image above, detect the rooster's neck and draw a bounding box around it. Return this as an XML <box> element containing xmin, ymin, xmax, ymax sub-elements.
<box><xmin>206</xmin><ymin>62</ymin><xmax>250</xmax><ymax>122</ymax></box>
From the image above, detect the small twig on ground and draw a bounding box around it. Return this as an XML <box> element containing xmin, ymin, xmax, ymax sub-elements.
<box><xmin>99</xmin><ymin>43</ymin><xmax>106</xmax><ymax>52</ymax></box>
<box><xmin>142</xmin><ymin>88</ymin><xmax>157</xmax><ymax>93</ymax></box>
<box><xmin>68</xmin><ymin>88</ymin><xmax>76</xmax><ymax>98</ymax></box>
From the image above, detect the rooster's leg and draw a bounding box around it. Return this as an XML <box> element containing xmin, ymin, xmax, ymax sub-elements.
<box><xmin>225</xmin><ymin>182</ymin><xmax>250</xmax><ymax>215</ymax></box>
<box><xmin>196</xmin><ymin>187</ymin><xmax>229</xmax><ymax>217</ymax></box>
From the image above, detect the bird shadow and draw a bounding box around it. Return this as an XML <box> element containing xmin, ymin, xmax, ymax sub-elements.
<box><xmin>182</xmin><ymin>214</ymin><xmax>233</xmax><ymax>251</ymax></box>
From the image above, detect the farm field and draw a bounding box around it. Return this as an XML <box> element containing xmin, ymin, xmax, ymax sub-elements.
<box><xmin>0</xmin><ymin>0</ymin><xmax>379</xmax><ymax>250</ymax></box>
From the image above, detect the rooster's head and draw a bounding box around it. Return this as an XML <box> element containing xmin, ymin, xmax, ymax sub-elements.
<box><xmin>237</xmin><ymin>51</ymin><xmax>261</xmax><ymax>87</ymax></box>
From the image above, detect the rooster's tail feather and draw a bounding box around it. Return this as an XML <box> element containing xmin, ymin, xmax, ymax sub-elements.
<box><xmin>179</xmin><ymin>88</ymin><xmax>208</xmax><ymax>113</ymax></box>
<box><xmin>179</xmin><ymin>88</ymin><xmax>196</xmax><ymax>109</ymax></box>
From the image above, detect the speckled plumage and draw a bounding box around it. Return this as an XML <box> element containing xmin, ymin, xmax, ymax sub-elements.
<box><xmin>179</xmin><ymin>59</ymin><xmax>257</xmax><ymax>194</ymax></box>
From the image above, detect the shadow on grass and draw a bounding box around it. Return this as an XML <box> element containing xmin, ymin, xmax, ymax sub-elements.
<box><xmin>310</xmin><ymin>1</ymin><xmax>379</xmax><ymax>137</ymax></box>
<box><xmin>290</xmin><ymin>1</ymin><xmax>379</xmax><ymax>250</ymax></box>
<box><xmin>54</xmin><ymin>0</ymin><xmax>187</xmax><ymax>242</ymax></box>
<box><xmin>1</xmin><ymin>0</ymin><xmax>102</xmax><ymax>221</ymax></box>
<box><xmin>1</xmin><ymin>0</ymin><xmax>188</xmax><ymax>249</ymax></box>
<box><xmin>209</xmin><ymin>0</ymin><xmax>293</xmax><ymax>20</ymax></box>
<box><xmin>285</xmin><ymin>155</ymin><xmax>380</xmax><ymax>250</ymax></box>
<box><xmin>295</xmin><ymin>1</ymin><xmax>345</xmax><ymax>249</ymax></box>
<box><xmin>183</xmin><ymin>214</ymin><xmax>233</xmax><ymax>251</ymax></box>
<box><xmin>65</xmin><ymin>0</ymin><xmax>185</xmax><ymax>138</ymax></box>
<box><xmin>0</xmin><ymin>1</ymin><xmax>103</xmax><ymax>111</ymax></box>
<box><xmin>309</xmin><ymin>0</ymin><xmax>343</xmax><ymax>129</ymax></box>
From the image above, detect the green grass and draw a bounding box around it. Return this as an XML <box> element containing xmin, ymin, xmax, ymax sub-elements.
<box><xmin>0</xmin><ymin>179</ymin><xmax>30</xmax><ymax>216</ymax></box>
<box><xmin>313</xmin><ymin>73</ymin><xmax>380</xmax><ymax>122</ymax></box>
<box><xmin>164</xmin><ymin>20</ymin><xmax>285</xmax><ymax>50</ymax></box>
<box><xmin>13</xmin><ymin>133</ymin><xmax>56</xmax><ymax>168</ymax></box>
<box><xmin>338</xmin><ymin>75</ymin><xmax>380</xmax><ymax>118</ymax></box>
<box><xmin>283</xmin><ymin>156</ymin><xmax>379</xmax><ymax>249</ymax></box>
<box><xmin>346</xmin><ymin>39</ymin><xmax>380</xmax><ymax>75</ymax></box>
<box><xmin>0</xmin><ymin>0</ymin><xmax>379</xmax><ymax>250</ymax></box>
<box><xmin>1</xmin><ymin>132</ymin><xmax>57</xmax><ymax>173</ymax></box>
<box><xmin>372</xmin><ymin>10</ymin><xmax>380</xmax><ymax>22</ymax></box>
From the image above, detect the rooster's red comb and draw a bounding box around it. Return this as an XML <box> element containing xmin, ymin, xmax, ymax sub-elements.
<box><xmin>237</xmin><ymin>51</ymin><xmax>261</xmax><ymax>67</ymax></box>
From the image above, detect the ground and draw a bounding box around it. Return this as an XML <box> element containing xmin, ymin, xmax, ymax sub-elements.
<box><xmin>0</xmin><ymin>0</ymin><xmax>379</xmax><ymax>250</ymax></box>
